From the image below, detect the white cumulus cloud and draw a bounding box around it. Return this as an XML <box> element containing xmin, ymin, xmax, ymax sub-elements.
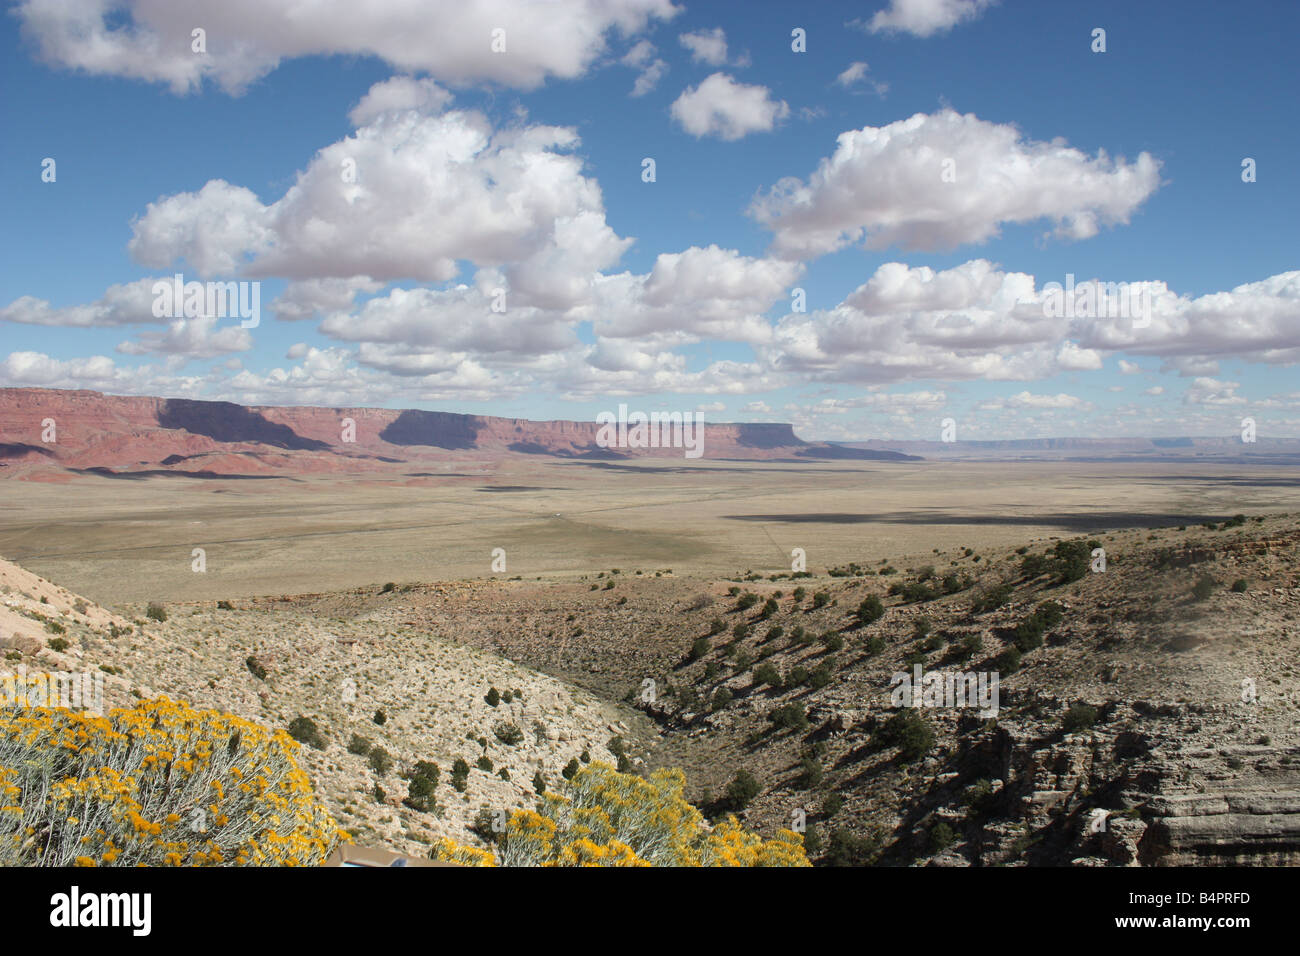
<box><xmin>671</xmin><ymin>73</ymin><xmax>789</xmax><ymax>141</ymax></box>
<box><xmin>15</xmin><ymin>0</ymin><xmax>679</xmax><ymax>93</ymax></box>
<box><xmin>679</xmin><ymin>28</ymin><xmax>729</xmax><ymax>65</ymax></box>
<box><xmin>750</xmin><ymin>109</ymin><xmax>1162</xmax><ymax>258</ymax></box>
<box><xmin>857</xmin><ymin>0</ymin><xmax>997</xmax><ymax>38</ymax></box>
<box><xmin>128</xmin><ymin>90</ymin><xmax>632</xmax><ymax>307</ymax></box>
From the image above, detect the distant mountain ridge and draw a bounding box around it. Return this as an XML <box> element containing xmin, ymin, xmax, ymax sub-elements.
<box><xmin>840</xmin><ymin>435</ymin><xmax>1300</xmax><ymax>464</ymax></box>
<box><xmin>0</xmin><ymin>388</ymin><xmax>918</xmax><ymax>479</ymax></box>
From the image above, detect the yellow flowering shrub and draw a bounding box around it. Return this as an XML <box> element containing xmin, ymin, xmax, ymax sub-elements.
<box><xmin>432</xmin><ymin>762</ymin><xmax>809</xmax><ymax>867</ymax></box>
<box><xmin>0</xmin><ymin>697</ymin><xmax>345</xmax><ymax>866</ymax></box>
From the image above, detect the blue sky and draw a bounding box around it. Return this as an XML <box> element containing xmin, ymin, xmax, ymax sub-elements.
<box><xmin>1</xmin><ymin>0</ymin><xmax>1297</xmax><ymax>440</ymax></box>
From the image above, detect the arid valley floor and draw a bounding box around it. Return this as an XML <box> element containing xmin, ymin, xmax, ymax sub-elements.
<box><xmin>3</xmin><ymin>458</ymin><xmax>1297</xmax><ymax>604</ymax></box>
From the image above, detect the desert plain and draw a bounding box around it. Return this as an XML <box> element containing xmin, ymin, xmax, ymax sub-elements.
<box><xmin>2</xmin><ymin>457</ymin><xmax>1297</xmax><ymax>604</ymax></box>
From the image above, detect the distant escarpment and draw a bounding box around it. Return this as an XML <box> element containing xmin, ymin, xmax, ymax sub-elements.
<box><xmin>0</xmin><ymin>388</ymin><xmax>919</xmax><ymax>479</ymax></box>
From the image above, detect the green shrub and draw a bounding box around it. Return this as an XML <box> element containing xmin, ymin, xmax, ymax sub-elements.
<box><xmin>769</xmin><ymin>703</ymin><xmax>809</xmax><ymax>733</ymax></box>
<box><xmin>245</xmin><ymin>656</ymin><xmax>267</xmax><ymax>681</ymax></box>
<box><xmin>725</xmin><ymin>770</ymin><xmax>761</xmax><ymax>810</ymax></box>
<box><xmin>1034</xmin><ymin>600</ymin><xmax>1064</xmax><ymax>628</ymax></box>
<box><xmin>875</xmin><ymin>710</ymin><xmax>935</xmax><ymax>762</ymax></box>
<box><xmin>347</xmin><ymin>734</ymin><xmax>372</xmax><ymax>756</ymax></box>
<box><xmin>485</xmin><ymin>687</ymin><xmax>500</xmax><ymax>707</ymax></box>
<box><xmin>405</xmin><ymin>773</ymin><xmax>437</xmax><ymax>813</ymax></box>
<box><xmin>412</xmin><ymin>760</ymin><xmax>440</xmax><ymax>788</ymax></box>
<box><xmin>46</xmin><ymin>637</ymin><xmax>70</xmax><ymax>652</ymax></box>
<box><xmin>895</xmin><ymin>580</ymin><xmax>940</xmax><ymax>603</ymax></box>
<box><xmin>712</xmin><ymin>687</ymin><xmax>734</xmax><ymax>710</ymax></box>
<box><xmin>857</xmin><ymin>595</ymin><xmax>885</xmax><ymax>624</ymax></box>
<box><xmin>993</xmin><ymin>646</ymin><xmax>1022</xmax><ymax>674</ymax></box>
<box><xmin>963</xmin><ymin>778</ymin><xmax>995</xmax><ymax>812</ymax></box>
<box><xmin>471</xmin><ymin>805</ymin><xmax>504</xmax><ymax>843</ymax></box>
<box><xmin>1053</xmin><ymin>540</ymin><xmax>1091</xmax><ymax>583</ymax></box>
<box><xmin>942</xmin><ymin>573</ymin><xmax>969</xmax><ymax>594</ymax></box>
<box><xmin>798</xmin><ymin>756</ymin><xmax>823</xmax><ymax>788</ymax></box>
<box><xmin>368</xmin><ymin>746</ymin><xmax>393</xmax><ymax>776</ymax></box>
<box><xmin>1061</xmin><ymin>703</ymin><xmax>1099</xmax><ymax>733</ymax></box>
<box><xmin>691</xmin><ymin>636</ymin><xmax>711</xmax><ymax>660</ymax></box>
<box><xmin>803</xmin><ymin>822</ymin><xmax>822</xmax><ymax>856</ymax></box>
<box><xmin>1011</xmin><ymin>618</ymin><xmax>1045</xmax><ymax>652</ymax></box>
<box><xmin>493</xmin><ymin>722</ymin><xmax>524</xmax><ymax>746</ymax></box>
<box><xmin>826</xmin><ymin>827</ymin><xmax>883</xmax><ymax>866</ymax></box>
<box><xmin>928</xmin><ymin>821</ymin><xmax>956</xmax><ymax>853</ymax></box>
<box><xmin>1231</xmin><ymin>579</ymin><xmax>1249</xmax><ymax>593</ymax></box>
<box><xmin>1192</xmin><ymin>575</ymin><xmax>1216</xmax><ymax>601</ymax></box>
<box><xmin>145</xmin><ymin>603</ymin><xmax>167</xmax><ymax>622</ymax></box>
<box><xmin>1020</xmin><ymin>553</ymin><xmax>1049</xmax><ymax>577</ymax></box>
<box><xmin>753</xmin><ymin>662</ymin><xmax>782</xmax><ymax>688</ymax></box>
<box><xmin>972</xmin><ymin>583</ymin><xmax>1013</xmax><ymax>613</ymax></box>
<box><xmin>287</xmin><ymin>715</ymin><xmax>327</xmax><ymax>750</ymax></box>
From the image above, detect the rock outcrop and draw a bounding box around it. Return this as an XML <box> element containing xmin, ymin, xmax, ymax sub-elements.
<box><xmin>0</xmin><ymin>387</ymin><xmax>918</xmax><ymax>479</ymax></box>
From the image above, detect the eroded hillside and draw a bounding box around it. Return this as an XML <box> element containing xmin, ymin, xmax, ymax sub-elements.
<box><xmin>309</xmin><ymin>513</ymin><xmax>1300</xmax><ymax>865</ymax></box>
<box><xmin>0</xmin><ymin>557</ymin><xmax>650</xmax><ymax>857</ymax></box>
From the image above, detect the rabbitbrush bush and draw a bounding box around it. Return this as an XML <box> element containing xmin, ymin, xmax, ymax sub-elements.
<box><xmin>0</xmin><ymin>697</ymin><xmax>345</xmax><ymax>866</ymax></box>
<box><xmin>430</xmin><ymin>762</ymin><xmax>809</xmax><ymax>867</ymax></box>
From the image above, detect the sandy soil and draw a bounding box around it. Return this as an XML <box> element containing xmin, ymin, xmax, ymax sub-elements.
<box><xmin>2</xmin><ymin>458</ymin><xmax>1297</xmax><ymax>604</ymax></box>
